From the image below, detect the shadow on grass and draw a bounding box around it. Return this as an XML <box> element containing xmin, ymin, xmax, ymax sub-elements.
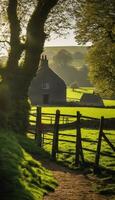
<box><xmin>17</xmin><ymin>133</ymin><xmax>115</xmax><ymax>197</ymax></box>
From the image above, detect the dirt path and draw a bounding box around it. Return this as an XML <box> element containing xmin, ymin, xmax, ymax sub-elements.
<box><xmin>43</xmin><ymin>161</ymin><xmax>114</xmax><ymax>200</ymax></box>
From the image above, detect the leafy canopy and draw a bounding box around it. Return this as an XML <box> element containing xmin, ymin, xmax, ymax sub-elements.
<box><xmin>75</xmin><ymin>0</ymin><xmax>115</xmax><ymax>97</ymax></box>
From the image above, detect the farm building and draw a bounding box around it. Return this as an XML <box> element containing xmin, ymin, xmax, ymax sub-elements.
<box><xmin>80</xmin><ymin>93</ymin><xmax>104</xmax><ymax>106</ymax></box>
<box><xmin>28</xmin><ymin>56</ymin><xmax>66</xmax><ymax>106</ymax></box>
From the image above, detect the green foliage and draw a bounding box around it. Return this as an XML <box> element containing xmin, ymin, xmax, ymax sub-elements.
<box><xmin>73</xmin><ymin>51</ymin><xmax>84</xmax><ymax>60</ymax></box>
<box><xmin>95</xmin><ymin>177</ymin><xmax>115</xmax><ymax>195</ymax></box>
<box><xmin>0</xmin><ymin>83</ymin><xmax>11</xmax><ymax>128</ymax></box>
<box><xmin>53</xmin><ymin>49</ymin><xmax>73</xmax><ymax>66</ymax></box>
<box><xmin>88</xmin><ymin>40</ymin><xmax>115</xmax><ymax>97</ymax></box>
<box><xmin>75</xmin><ymin>0</ymin><xmax>115</xmax><ymax>44</ymax></box>
<box><xmin>17</xmin><ymin>133</ymin><xmax>50</xmax><ymax>159</ymax></box>
<box><xmin>75</xmin><ymin>0</ymin><xmax>115</xmax><ymax>96</ymax></box>
<box><xmin>45</xmin><ymin>47</ymin><xmax>91</xmax><ymax>86</ymax></box>
<box><xmin>70</xmin><ymin>81</ymin><xmax>78</xmax><ymax>90</ymax></box>
<box><xmin>0</xmin><ymin>131</ymin><xmax>57</xmax><ymax>200</ymax></box>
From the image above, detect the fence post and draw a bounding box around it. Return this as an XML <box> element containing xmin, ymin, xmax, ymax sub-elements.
<box><xmin>50</xmin><ymin>117</ymin><xmax>52</xmax><ymax>124</ymax></box>
<box><xmin>75</xmin><ymin>111</ymin><xmax>81</xmax><ymax>165</ymax></box>
<box><xmin>63</xmin><ymin>116</ymin><xmax>64</xmax><ymax>124</ymax></box>
<box><xmin>94</xmin><ymin>116</ymin><xmax>104</xmax><ymax>174</ymax></box>
<box><xmin>52</xmin><ymin>110</ymin><xmax>60</xmax><ymax>161</ymax></box>
<box><xmin>75</xmin><ymin>111</ymin><xmax>84</xmax><ymax>166</ymax></box>
<box><xmin>36</xmin><ymin>106</ymin><xmax>42</xmax><ymax>147</ymax></box>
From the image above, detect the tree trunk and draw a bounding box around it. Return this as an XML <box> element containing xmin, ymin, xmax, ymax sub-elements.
<box><xmin>2</xmin><ymin>0</ymin><xmax>27</xmax><ymax>133</ymax></box>
<box><xmin>24</xmin><ymin>0</ymin><xmax>59</xmax><ymax>84</ymax></box>
<box><xmin>6</xmin><ymin>0</ymin><xmax>24</xmax><ymax>72</ymax></box>
<box><xmin>3</xmin><ymin>0</ymin><xmax>59</xmax><ymax>134</ymax></box>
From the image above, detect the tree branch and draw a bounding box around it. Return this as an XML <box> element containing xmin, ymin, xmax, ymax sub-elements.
<box><xmin>0</xmin><ymin>40</ymin><xmax>10</xmax><ymax>45</ymax></box>
<box><xmin>24</xmin><ymin>0</ymin><xmax>59</xmax><ymax>73</ymax></box>
<box><xmin>6</xmin><ymin>0</ymin><xmax>24</xmax><ymax>71</ymax></box>
<box><xmin>108</xmin><ymin>29</ymin><xmax>115</xmax><ymax>43</ymax></box>
<box><xmin>7</xmin><ymin>0</ymin><xmax>21</xmax><ymax>46</ymax></box>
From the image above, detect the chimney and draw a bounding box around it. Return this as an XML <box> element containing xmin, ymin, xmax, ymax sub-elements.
<box><xmin>40</xmin><ymin>55</ymin><xmax>48</xmax><ymax>68</ymax></box>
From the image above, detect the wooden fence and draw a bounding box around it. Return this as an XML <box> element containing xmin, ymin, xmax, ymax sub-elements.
<box><xmin>29</xmin><ymin>107</ymin><xmax>115</xmax><ymax>173</ymax></box>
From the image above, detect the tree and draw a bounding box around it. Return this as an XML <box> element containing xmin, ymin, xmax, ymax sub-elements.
<box><xmin>53</xmin><ymin>49</ymin><xmax>73</xmax><ymax>67</ymax></box>
<box><xmin>75</xmin><ymin>0</ymin><xmax>115</xmax><ymax>44</ymax></box>
<box><xmin>52</xmin><ymin>49</ymin><xmax>79</xmax><ymax>85</ymax></box>
<box><xmin>70</xmin><ymin>81</ymin><xmax>78</xmax><ymax>91</ymax></box>
<box><xmin>0</xmin><ymin>0</ymin><xmax>77</xmax><ymax>133</ymax></box>
<box><xmin>74</xmin><ymin>0</ymin><xmax>115</xmax><ymax>97</ymax></box>
<box><xmin>78</xmin><ymin>65</ymin><xmax>91</xmax><ymax>87</ymax></box>
<box><xmin>88</xmin><ymin>40</ymin><xmax>115</xmax><ymax>97</ymax></box>
<box><xmin>6</xmin><ymin>0</ymin><xmax>62</xmax><ymax>133</ymax></box>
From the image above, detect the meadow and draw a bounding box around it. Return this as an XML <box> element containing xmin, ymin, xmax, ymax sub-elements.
<box><xmin>30</xmin><ymin>87</ymin><xmax>115</xmax><ymax>171</ymax></box>
<box><xmin>41</xmin><ymin>88</ymin><xmax>115</xmax><ymax>118</ymax></box>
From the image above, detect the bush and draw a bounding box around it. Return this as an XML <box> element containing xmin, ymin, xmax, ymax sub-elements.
<box><xmin>70</xmin><ymin>81</ymin><xmax>78</xmax><ymax>91</ymax></box>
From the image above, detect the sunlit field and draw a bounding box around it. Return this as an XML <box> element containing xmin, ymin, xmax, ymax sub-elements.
<box><xmin>43</xmin><ymin>129</ymin><xmax>115</xmax><ymax>170</ymax></box>
<box><xmin>41</xmin><ymin>107</ymin><xmax>115</xmax><ymax>119</ymax></box>
<box><xmin>67</xmin><ymin>87</ymin><xmax>115</xmax><ymax>107</ymax></box>
<box><xmin>29</xmin><ymin>87</ymin><xmax>115</xmax><ymax>170</ymax></box>
<box><xmin>31</xmin><ymin>87</ymin><xmax>115</xmax><ymax>119</ymax></box>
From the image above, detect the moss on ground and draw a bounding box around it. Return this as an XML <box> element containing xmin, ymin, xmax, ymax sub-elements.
<box><xmin>0</xmin><ymin>131</ymin><xmax>57</xmax><ymax>200</ymax></box>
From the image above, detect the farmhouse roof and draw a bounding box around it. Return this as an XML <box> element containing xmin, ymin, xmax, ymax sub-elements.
<box><xmin>36</xmin><ymin>55</ymin><xmax>66</xmax><ymax>86</ymax></box>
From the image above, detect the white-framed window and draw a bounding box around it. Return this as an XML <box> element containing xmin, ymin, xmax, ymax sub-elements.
<box><xmin>42</xmin><ymin>82</ymin><xmax>50</xmax><ymax>89</ymax></box>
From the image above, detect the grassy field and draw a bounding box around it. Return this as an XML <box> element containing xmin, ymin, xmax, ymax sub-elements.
<box><xmin>29</xmin><ymin>87</ymin><xmax>115</xmax><ymax>195</ymax></box>
<box><xmin>67</xmin><ymin>87</ymin><xmax>115</xmax><ymax>107</ymax></box>
<box><xmin>30</xmin><ymin>87</ymin><xmax>115</xmax><ymax>170</ymax></box>
<box><xmin>41</xmin><ymin>106</ymin><xmax>115</xmax><ymax>119</ymax></box>
<box><xmin>37</xmin><ymin>87</ymin><xmax>115</xmax><ymax>119</ymax></box>
<box><xmin>41</xmin><ymin>126</ymin><xmax>115</xmax><ymax>195</ymax></box>
<box><xmin>31</xmin><ymin>87</ymin><xmax>115</xmax><ymax>119</ymax></box>
<box><xmin>43</xmin><ymin>129</ymin><xmax>115</xmax><ymax>169</ymax></box>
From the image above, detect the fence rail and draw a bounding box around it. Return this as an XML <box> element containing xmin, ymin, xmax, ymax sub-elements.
<box><xmin>28</xmin><ymin>107</ymin><xmax>115</xmax><ymax>173</ymax></box>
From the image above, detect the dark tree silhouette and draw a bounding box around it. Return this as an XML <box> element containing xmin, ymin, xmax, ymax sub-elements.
<box><xmin>0</xmin><ymin>0</ymin><xmax>78</xmax><ymax>133</ymax></box>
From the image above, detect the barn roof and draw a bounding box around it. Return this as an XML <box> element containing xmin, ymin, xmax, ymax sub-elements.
<box><xmin>80</xmin><ymin>93</ymin><xmax>104</xmax><ymax>106</ymax></box>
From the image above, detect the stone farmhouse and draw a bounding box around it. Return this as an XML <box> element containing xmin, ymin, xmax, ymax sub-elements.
<box><xmin>28</xmin><ymin>56</ymin><xmax>66</xmax><ymax>106</ymax></box>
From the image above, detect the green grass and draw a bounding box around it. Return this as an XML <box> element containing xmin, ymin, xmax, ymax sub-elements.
<box><xmin>31</xmin><ymin>87</ymin><xmax>115</xmax><ymax>121</ymax></box>
<box><xmin>41</xmin><ymin>106</ymin><xmax>115</xmax><ymax>119</ymax></box>
<box><xmin>67</xmin><ymin>87</ymin><xmax>115</xmax><ymax>107</ymax></box>
<box><xmin>0</xmin><ymin>131</ymin><xmax>57</xmax><ymax>200</ymax></box>
<box><xmin>30</xmin><ymin>87</ymin><xmax>115</xmax><ymax>175</ymax></box>
<box><xmin>67</xmin><ymin>87</ymin><xmax>93</xmax><ymax>100</ymax></box>
<box><xmin>30</xmin><ymin>87</ymin><xmax>115</xmax><ymax>170</ymax></box>
<box><xmin>43</xmin><ymin>129</ymin><xmax>115</xmax><ymax>170</ymax></box>
<box><xmin>29</xmin><ymin>87</ymin><xmax>115</xmax><ymax>194</ymax></box>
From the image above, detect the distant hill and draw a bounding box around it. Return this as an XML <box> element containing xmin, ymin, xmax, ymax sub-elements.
<box><xmin>44</xmin><ymin>46</ymin><xmax>91</xmax><ymax>87</ymax></box>
<box><xmin>44</xmin><ymin>46</ymin><xmax>88</xmax><ymax>68</ymax></box>
<box><xmin>0</xmin><ymin>46</ymin><xmax>91</xmax><ymax>87</ymax></box>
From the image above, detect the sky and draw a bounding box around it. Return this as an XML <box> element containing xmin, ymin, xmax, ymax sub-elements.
<box><xmin>45</xmin><ymin>31</ymin><xmax>77</xmax><ymax>47</ymax></box>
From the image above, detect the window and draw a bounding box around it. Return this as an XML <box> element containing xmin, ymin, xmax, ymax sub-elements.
<box><xmin>42</xmin><ymin>82</ymin><xmax>50</xmax><ymax>89</ymax></box>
